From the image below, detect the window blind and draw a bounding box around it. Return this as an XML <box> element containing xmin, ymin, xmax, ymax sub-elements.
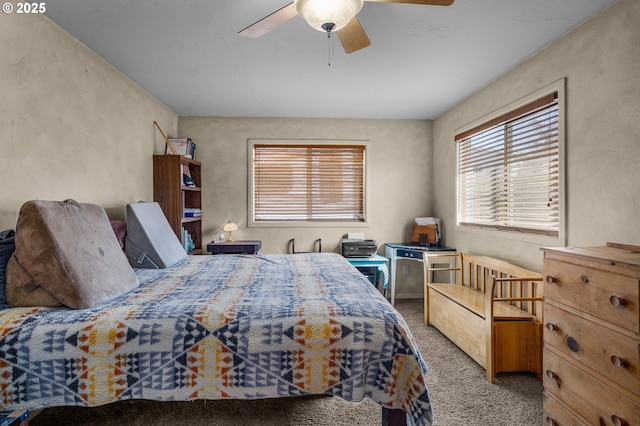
<box><xmin>456</xmin><ymin>93</ymin><xmax>559</xmax><ymax>236</ymax></box>
<box><xmin>252</xmin><ymin>144</ymin><xmax>365</xmax><ymax>222</ymax></box>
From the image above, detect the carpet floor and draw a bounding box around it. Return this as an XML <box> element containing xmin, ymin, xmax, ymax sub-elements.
<box><xmin>31</xmin><ymin>299</ymin><xmax>542</xmax><ymax>425</ymax></box>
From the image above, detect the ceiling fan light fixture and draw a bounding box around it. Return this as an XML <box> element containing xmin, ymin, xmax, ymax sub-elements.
<box><xmin>294</xmin><ymin>0</ymin><xmax>364</xmax><ymax>33</ymax></box>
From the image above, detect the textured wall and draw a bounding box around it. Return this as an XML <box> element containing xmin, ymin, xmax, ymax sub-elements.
<box><xmin>179</xmin><ymin>117</ymin><xmax>433</xmax><ymax>295</ymax></box>
<box><xmin>432</xmin><ymin>0</ymin><xmax>640</xmax><ymax>271</ymax></box>
<box><xmin>0</xmin><ymin>9</ymin><xmax>177</xmax><ymax>229</ymax></box>
<box><xmin>178</xmin><ymin>117</ymin><xmax>433</xmax><ymax>251</ymax></box>
<box><xmin>5</xmin><ymin>1</ymin><xmax>635</xmax><ymax>294</ymax></box>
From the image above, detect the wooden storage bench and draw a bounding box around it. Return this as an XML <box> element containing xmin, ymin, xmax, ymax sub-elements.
<box><xmin>423</xmin><ymin>252</ymin><xmax>544</xmax><ymax>382</ymax></box>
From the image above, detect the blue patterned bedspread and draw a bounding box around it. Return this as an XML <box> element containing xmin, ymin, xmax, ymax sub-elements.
<box><xmin>0</xmin><ymin>253</ymin><xmax>432</xmax><ymax>425</ymax></box>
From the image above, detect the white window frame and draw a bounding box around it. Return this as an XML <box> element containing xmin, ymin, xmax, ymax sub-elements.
<box><xmin>454</xmin><ymin>79</ymin><xmax>566</xmax><ymax>246</ymax></box>
<box><xmin>248</xmin><ymin>139</ymin><xmax>370</xmax><ymax>228</ymax></box>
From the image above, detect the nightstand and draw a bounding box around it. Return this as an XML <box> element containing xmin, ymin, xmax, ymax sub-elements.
<box><xmin>207</xmin><ymin>240</ymin><xmax>262</xmax><ymax>255</ymax></box>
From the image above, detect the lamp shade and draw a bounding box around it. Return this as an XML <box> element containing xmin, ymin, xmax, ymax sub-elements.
<box><xmin>294</xmin><ymin>0</ymin><xmax>364</xmax><ymax>32</ymax></box>
<box><xmin>223</xmin><ymin>221</ymin><xmax>238</xmax><ymax>233</ymax></box>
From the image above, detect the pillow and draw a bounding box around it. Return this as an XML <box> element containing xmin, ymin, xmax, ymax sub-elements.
<box><xmin>410</xmin><ymin>223</ymin><xmax>437</xmax><ymax>244</ymax></box>
<box><xmin>5</xmin><ymin>199</ymin><xmax>139</xmax><ymax>309</ymax></box>
<box><xmin>0</xmin><ymin>229</ymin><xmax>16</xmax><ymax>305</ymax></box>
<box><xmin>110</xmin><ymin>220</ymin><xmax>127</xmax><ymax>251</ymax></box>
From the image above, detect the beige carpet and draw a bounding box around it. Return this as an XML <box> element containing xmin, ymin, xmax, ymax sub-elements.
<box><xmin>31</xmin><ymin>299</ymin><xmax>542</xmax><ymax>425</ymax></box>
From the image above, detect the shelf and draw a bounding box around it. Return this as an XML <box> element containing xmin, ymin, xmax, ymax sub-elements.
<box><xmin>181</xmin><ymin>217</ymin><xmax>201</xmax><ymax>224</ymax></box>
<box><xmin>153</xmin><ymin>154</ymin><xmax>203</xmax><ymax>254</ymax></box>
<box><xmin>179</xmin><ymin>156</ymin><xmax>200</xmax><ymax>167</ymax></box>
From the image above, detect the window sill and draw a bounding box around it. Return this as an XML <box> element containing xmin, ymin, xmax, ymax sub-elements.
<box><xmin>248</xmin><ymin>220</ymin><xmax>369</xmax><ymax>228</ymax></box>
<box><xmin>455</xmin><ymin>223</ymin><xmax>565</xmax><ymax>247</ymax></box>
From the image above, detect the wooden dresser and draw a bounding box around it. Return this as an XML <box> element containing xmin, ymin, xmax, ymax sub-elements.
<box><xmin>541</xmin><ymin>243</ymin><xmax>640</xmax><ymax>426</ymax></box>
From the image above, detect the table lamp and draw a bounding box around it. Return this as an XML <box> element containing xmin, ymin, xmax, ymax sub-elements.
<box><xmin>223</xmin><ymin>220</ymin><xmax>238</xmax><ymax>242</ymax></box>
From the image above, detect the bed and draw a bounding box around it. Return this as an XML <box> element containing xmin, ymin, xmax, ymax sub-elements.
<box><xmin>0</xmin><ymin>252</ymin><xmax>433</xmax><ymax>425</ymax></box>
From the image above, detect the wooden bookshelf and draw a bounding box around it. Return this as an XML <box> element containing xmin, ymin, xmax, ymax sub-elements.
<box><xmin>153</xmin><ymin>155</ymin><xmax>202</xmax><ymax>254</ymax></box>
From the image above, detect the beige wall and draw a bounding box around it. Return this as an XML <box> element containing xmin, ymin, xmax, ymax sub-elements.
<box><xmin>3</xmin><ymin>0</ymin><xmax>638</xmax><ymax>292</ymax></box>
<box><xmin>0</xmin><ymin>9</ymin><xmax>432</xmax><ymax>296</ymax></box>
<box><xmin>432</xmin><ymin>0</ymin><xmax>640</xmax><ymax>272</ymax></box>
<box><xmin>0</xmin><ymin>9</ymin><xmax>177</xmax><ymax>229</ymax></box>
<box><xmin>179</xmin><ymin>117</ymin><xmax>433</xmax><ymax>259</ymax></box>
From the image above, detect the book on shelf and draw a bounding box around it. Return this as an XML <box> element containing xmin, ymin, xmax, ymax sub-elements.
<box><xmin>180</xmin><ymin>165</ymin><xmax>196</xmax><ymax>187</ymax></box>
<box><xmin>184</xmin><ymin>208</ymin><xmax>202</xmax><ymax>218</ymax></box>
<box><xmin>182</xmin><ymin>164</ymin><xmax>192</xmax><ymax>179</ymax></box>
<box><xmin>181</xmin><ymin>227</ymin><xmax>195</xmax><ymax>253</ymax></box>
<box><xmin>166</xmin><ymin>138</ymin><xmax>196</xmax><ymax>159</ymax></box>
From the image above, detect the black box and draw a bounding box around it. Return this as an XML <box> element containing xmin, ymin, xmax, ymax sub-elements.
<box><xmin>340</xmin><ymin>239</ymin><xmax>378</xmax><ymax>258</ymax></box>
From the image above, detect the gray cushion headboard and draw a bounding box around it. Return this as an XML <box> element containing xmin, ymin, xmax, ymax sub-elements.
<box><xmin>125</xmin><ymin>202</ymin><xmax>187</xmax><ymax>269</ymax></box>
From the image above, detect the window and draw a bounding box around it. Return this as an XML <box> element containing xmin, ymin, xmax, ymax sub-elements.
<box><xmin>249</xmin><ymin>141</ymin><xmax>366</xmax><ymax>225</ymax></box>
<box><xmin>456</xmin><ymin>91</ymin><xmax>561</xmax><ymax>237</ymax></box>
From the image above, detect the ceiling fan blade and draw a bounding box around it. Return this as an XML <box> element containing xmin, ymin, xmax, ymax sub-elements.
<box><xmin>364</xmin><ymin>0</ymin><xmax>454</xmax><ymax>5</ymax></box>
<box><xmin>238</xmin><ymin>3</ymin><xmax>297</xmax><ymax>38</ymax></box>
<box><xmin>336</xmin><ymin>17</ymin><xmax>371</xmax><ymax>54</ymax></box>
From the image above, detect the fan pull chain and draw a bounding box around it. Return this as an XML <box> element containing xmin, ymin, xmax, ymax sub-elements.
<box><xmin>327</xmin><ymin>31</ymin><xmax>332</xmax><ymax>66</ymax></box>
<box><xmin>321</xmin><ymin>23</ymin><xmax>336</xmax><ymax>67</ymax></box>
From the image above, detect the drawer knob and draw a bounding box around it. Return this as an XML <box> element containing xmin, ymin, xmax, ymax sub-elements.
<box><xmin>609</xmin><ymin>295</ymin><xmax>625</xmax><ymax>307</ymax></box>
<box><xmin>545</xmin><ymin>275</ymin><xmax>555</xmax><ymax>285</ymax></box>
<box><xmin>545</xmin><ymin>322</ymin><xmax>556</xmax><ymax>332</ymax></box>
<box><xmin>610</xmin><ymin>355</ymin><xmax>627</xmax><ymax>368</ymax></box>
<box><xmin>545</xmin><ymin>369</ymin><xmax>557</xmax><ymax>380</ymax></box>
<box><xmin>580</xmin><ymin>274</ymin><xmax>589</xmax><ymax>283</ymax></box>
<box><xmin>545</xmin><ymin>417</ymin><xmax>558</xmax><ymax>426</ymax></box>
<box><xmin>611</xmin><ymin>415</ymin><xmax>627</xmax><ymax>426</ymax></box>
<box><xmin>566</xmin><ymin>336</ymin><xmax>580</xmax><ymax>353</ymax></box>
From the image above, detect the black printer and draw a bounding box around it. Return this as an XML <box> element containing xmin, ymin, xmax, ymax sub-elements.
<box><xmin>340</xmin><ymin>238</ymin><xmax>378</xmax><ymax>258</ymax></box>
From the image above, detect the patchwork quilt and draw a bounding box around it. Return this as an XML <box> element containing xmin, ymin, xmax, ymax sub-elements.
<box><xmin>0</xmin><ymin>253</ymin><xmax>433</xmax><ymax>425</ymax></box>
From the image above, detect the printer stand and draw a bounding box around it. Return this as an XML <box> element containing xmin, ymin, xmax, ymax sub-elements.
<box><xmin>345</xmin><ymin>255</ymin><xmax>389</xmax><ymax>296</ymax></box>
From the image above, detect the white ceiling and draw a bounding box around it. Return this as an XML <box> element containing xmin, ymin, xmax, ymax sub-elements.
<box><xmin>44</xmin><ymin>0</ymin><xmax>616</xmax><ymax>119</ymax></box>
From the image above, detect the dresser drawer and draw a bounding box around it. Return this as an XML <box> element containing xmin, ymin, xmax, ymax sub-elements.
<box><xmin>544</xmin><ymin>303</ymin><xmax>640</xmax><ymax>397</ymax></box>
<box><xmin>544</xmin><ymin>258</ymin><xmax>640</xmax><ymax>333</ymax></box>
<box><xmin>543</xmin><ymin>392</ymin><xmax>589</xmax><ymax>426</ymax></box>
<box><xmin>544</xmin><ymin>348</ymin><xmax>640</xmax><ymax>426</ymax></box>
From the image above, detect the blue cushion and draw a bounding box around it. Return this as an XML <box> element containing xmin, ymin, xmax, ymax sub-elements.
<box><xmin>0</xmin><ymin>229</ymin><xmax>16</xmax><ymax>305</ymax></box>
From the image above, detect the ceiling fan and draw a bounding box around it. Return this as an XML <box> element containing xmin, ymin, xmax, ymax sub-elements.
<box><xmin>238</xmin><ymin>0</ymin><xmax>454</xmax><ymax>54</ymax></box>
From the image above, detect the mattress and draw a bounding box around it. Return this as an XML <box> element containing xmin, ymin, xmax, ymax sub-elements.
<box><xmin>0</xmin><ymin>253</ymin><xmax>433</xmax><ymax>425</ymax></box>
